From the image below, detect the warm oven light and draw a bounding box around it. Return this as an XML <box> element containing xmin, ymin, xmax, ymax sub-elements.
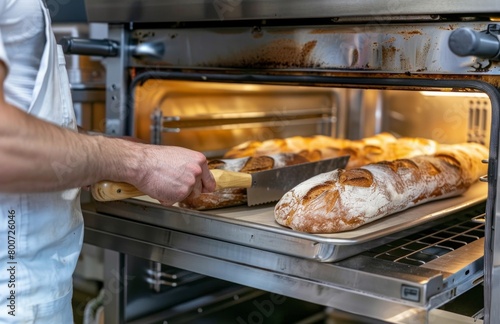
<box><xmin>419</xmin><ymin>91</ymin><xmax>489</xmax><ymax>98</ymax></box>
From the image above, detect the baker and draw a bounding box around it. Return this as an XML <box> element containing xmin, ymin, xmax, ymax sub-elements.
<box><xmin>0</xmin><ymin>0</ymin><xmax>215</xmax><ymax>322</ymax></box>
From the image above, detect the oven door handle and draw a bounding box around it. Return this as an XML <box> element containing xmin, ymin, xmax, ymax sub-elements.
<box><xmin>59</xmin><ymin>36</ymin><xmax>165</xmax><ymax>59</ymax></box>
<box><xmin>59</xmin><ymin>37</ymin><xmax>119</xmax><ymax>57</ymax></box>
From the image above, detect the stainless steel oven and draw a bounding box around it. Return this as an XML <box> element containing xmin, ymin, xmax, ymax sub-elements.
<box><xmin>69</xmin><ymin>1</ymin><xmax>500</xmax><ymax>323</ymax></box>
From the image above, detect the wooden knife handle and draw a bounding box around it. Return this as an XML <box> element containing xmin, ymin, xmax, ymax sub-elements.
<box><xmin>91</xmin><ymin>181</ymin><xmax>143</xmax><ymax>202</ymax></box>
<box><xmin>210</xmin><ymin>169</ymin><xmax>252</xmax><ymax>190</ymax></box>
<box><xmin>91</xmin><ymin>170</ymin><xmax>252</xmax><ymax>202</ymax></box>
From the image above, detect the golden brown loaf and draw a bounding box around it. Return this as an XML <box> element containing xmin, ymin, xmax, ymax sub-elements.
<box><xmin>223</xmin><ymin>133</ymin><xmax>439</xmax><ymax>169</ymax></box>
<box><xmin>179</xmin><ymin>153</ymin><xmax>310</xmax><ymax>210</ymax></box>
<box><xmin>274</xmin><ymin>142</ymin><xmax>488</xmax><ymax>234</ymax></box>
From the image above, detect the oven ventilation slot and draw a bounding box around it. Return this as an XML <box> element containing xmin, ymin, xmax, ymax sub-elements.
<box><xmin>468</xmin><ymin>99</ymin><xmax>490</xmax><ymax>146</ymax></box>
<box><xmin>363</xmin><ymin>205</ymin><xmax>485</xmax><ymax>266</ymax></box>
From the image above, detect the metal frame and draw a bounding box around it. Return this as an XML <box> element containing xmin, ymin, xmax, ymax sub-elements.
<box><xmin>103</xmin><ymin>25</ymin><xmax>132</xmax><ymax>136</ymax></box>
<box><xmin>127</xmin><ymin>22</ymin><xmax>500</xmax><ymax>74</ymax></box>
<box><xmin>82</xmin><ymin>207</ymin><xmax>484</xmax><ymax>323</ymax></box>
<box><xmin>84</xmin><ymin>0</ymin><xmax>500</xmax><ymax>23</ymax></box>
<box><xmin>93</xmin><ymin>18</ymin><xmax>500</xmax><ymax>323</ymax></box>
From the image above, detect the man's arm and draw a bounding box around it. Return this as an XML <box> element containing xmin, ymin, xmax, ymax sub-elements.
<box><xmin>0</xmin><ymin>62</ymin><xmax>215</xmax><ymax>204</ymax></box>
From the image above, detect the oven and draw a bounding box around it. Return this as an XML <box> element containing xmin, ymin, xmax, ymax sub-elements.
<box><xmin>68</xmin><ymin>1</ymin><xmax>500</xmax><ymax>323</ymax></box>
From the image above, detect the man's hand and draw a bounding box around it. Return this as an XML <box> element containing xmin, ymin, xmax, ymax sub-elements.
<box><xmin>131</xmin><ymin>145</ymin><xmax>216</xmax><ymax>205</ymax></box>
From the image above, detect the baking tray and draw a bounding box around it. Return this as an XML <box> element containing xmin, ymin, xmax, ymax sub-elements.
<box><xmin>93</xmin><ymin>182</ymin><xmax>487</xmax><ymax>262</ymax></box>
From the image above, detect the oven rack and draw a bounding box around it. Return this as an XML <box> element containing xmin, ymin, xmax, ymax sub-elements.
<box><xmin>93</xmin><ymin>182</ymin><xmax>487</xmax><ymax>262</ymax></box>
<box><xmin>364</xmin><ymin>207</ymin><xmax>486</xmax><ymax>267</ymax></box>
<box><xmin>82</xmin><ymin>199</ymin><xmax>485</xmax><ymax>323</ymax></box>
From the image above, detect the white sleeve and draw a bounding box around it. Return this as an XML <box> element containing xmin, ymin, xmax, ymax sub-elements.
<box><xmin>0</xmin><ymin>31</ymin><xmax>10</xmax><ymax>73</ymax></box>
<box><xmin>0</xmin><ymin>0</ymin><xmax>45</xmax><ymax>110</ymax></box>
<box><xmin>0</xmin><ymin>0</ymin><xmax>40</xmax><ymax>73</ymax></box>
<box><xmin>0</xmin><ymin>1</ymin><xmax>11</xmax><ymax>72</ymax></box>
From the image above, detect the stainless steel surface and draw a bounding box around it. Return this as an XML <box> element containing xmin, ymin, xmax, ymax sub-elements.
<box><xmin>82</xmin><ymin>202</ymin><xmax>485</xmax><ymax>323</ymax></box>
<box><xmin>84</xmin><ymin>0</ymin><xmax>500</xmax><ymax>23</ymax></box>
<box><xmin>246</xmin><ymin>155</ymin><xmax>349</xmax><ymax>205</ymax></box>
<box><xmin>94</xmin><ymin>182</ymin><xmax>487</xmax><ymax>262</ymax></box>
<box><xmin>381</xmin><ymin>91</ymin><xmax>492</xmax><ymax>146</ymax></box>
<box><xmin>131</xmin><ymin>40</ymin><xmax>165</xmax><ymax>59</ymax></box>
<box><xmin>422</xmin><ymin>239</ymin><xmax>485</xmax><ymax>274</ymax></box>
<box><xmin>103</xmin><ymin>249</ymin><xmax>126</xmax><ymax>324</ymax></box>
<box><xmin>104</xmin><ymin>26</ymin><xmax>131</xmax><ymax>136</ymax></box>
<box><xmin>127</xmin><ymin>22</ymin><xmax>500</xmax><ymax>75</ymax></box>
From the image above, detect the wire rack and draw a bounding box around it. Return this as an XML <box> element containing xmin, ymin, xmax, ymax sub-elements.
<box><xmin>363</xmin><ymin>203</ymin><xmax>486</xmax><ymax>266</ymax></box>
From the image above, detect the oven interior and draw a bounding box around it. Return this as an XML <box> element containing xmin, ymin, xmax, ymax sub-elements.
<box><xmin>75</xmin><ymin>77</ymin><xmax>495</xmax><ymax>323</ymax></box>
<box><xmin>133</xmin><ymin>80</ymin><xmax>492</xmax><ymax>152</ymax></box>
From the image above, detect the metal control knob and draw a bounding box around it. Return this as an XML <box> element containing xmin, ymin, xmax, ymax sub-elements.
<box><xmin>448</xmin><ymin>24</ymin><xmax>500</xmax><ymax>60</ymax></box>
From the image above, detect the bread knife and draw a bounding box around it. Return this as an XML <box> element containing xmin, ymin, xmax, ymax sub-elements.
<box><xmin>91</xmin><ymin>155</ymin><xmax>350</xmax><ymax>206</ymax></box>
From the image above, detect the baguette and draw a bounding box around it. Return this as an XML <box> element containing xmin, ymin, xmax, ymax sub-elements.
<box><xmin>179</xmin><ymin>153</ymin><xmax>310</xmax><ymax>210</ymax></box>
<box><xmin>274</xmin><ymin>143</ymin><xmax>488</xmax><ymax>233</ymax></box>
<box><xmin>222</xmin><ymin>133</ymin><xmax>439</xmax><ymax>169</ymax></box>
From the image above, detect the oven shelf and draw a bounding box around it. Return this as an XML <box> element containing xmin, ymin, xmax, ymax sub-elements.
<box><xmin>82</xmin><ymin>199</ymin><xmax>485</xmax><ymax>323</ymax></box>
<box><xmin>93</xmin><ymin>181</ymin><xmax>487</xmax><ymax>262</ymax></box>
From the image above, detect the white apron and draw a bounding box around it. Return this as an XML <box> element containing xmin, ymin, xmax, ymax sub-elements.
<box><xmin>0</xmin><ymin>0</ymin><xmax>83</xmax><ymax>323</ymax></box>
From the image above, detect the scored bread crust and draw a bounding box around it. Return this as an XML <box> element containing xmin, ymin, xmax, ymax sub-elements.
<box><xmin>274</xmin><ymin>143</ymin><xmax>488</xmax><ymax>234</ymax></box>
<box><xmin>222</xmin><ymin>133</ymin><xmax>439</xmax><ymax>169</ymax></box>
<box><xmin>179</xmin><ymin>153</ymin><xmax>310</xmax><ymax>210</ymax></box>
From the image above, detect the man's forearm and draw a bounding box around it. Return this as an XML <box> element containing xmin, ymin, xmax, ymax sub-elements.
<box><xmin>0</xmin><ymin>102</ymin><xmax>143</xmax><ymax>192</ymax></box>
<box><xmin>0</xmin><ymin>58</ymin><xmax>214</xmax><ymax>203</ymax></box>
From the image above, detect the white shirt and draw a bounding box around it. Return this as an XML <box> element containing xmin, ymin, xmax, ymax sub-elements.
<box><xmin>0</xmin><ymin>0</ymin><xmax>83</xmax><ymax>322</ymax></box>
<box><xmin>0</xmin><ymin>0</ymin><xmax>45</xmax><ymax>110</ymax></box>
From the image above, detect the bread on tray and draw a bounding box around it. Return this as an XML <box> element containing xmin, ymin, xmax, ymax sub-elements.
<box><xmin>274</xmin><ymin>142</ymin><xmax>488</xmax><ymax>234</ymax></box>
<box><xmin>179</xmin><ymin>153</ymin><xmax>310</xmax><ymax>210</ymax></box>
